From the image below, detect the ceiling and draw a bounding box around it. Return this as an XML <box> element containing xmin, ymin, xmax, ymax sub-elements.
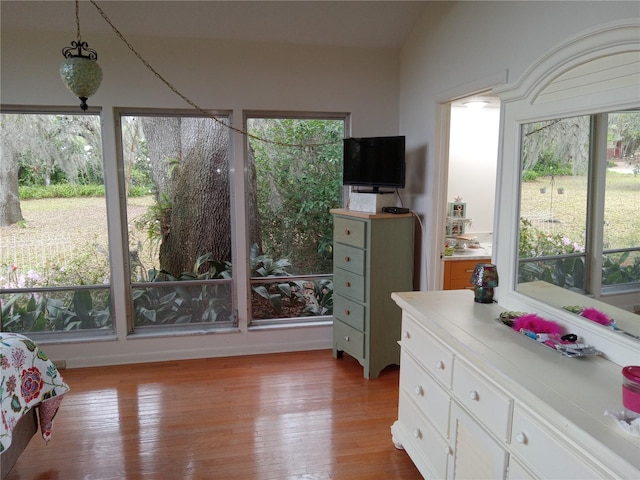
<box><xmin>1</xmin><ymin>1</ymin><xmax>430</xmax><ymax>49</ymax></box>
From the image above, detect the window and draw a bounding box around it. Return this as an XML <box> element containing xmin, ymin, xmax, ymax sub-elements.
<box><xmin>246</xmin><ymin>114</ymin><xmax>346</xmax><ymax>325</ymax></box>
<box><xmin>118</xmin><ymin>111</ymin><xmax>235</xmax><ymax>331</ymax></box>
<box><xmin>0</xmin><ymin>110</ymin><xmax>112</xmax><ymax>335</ymax></box>
<box><xmin>518</xmin><ymin>110</ymin><xmax>640</xmax><ymax>297</ymax></box>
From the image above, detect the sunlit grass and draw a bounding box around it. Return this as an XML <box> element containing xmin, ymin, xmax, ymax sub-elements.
<box><xmin>520</xmin><ymin>172</ymin><xmax>639</xmax><ymax>248</ymax></box>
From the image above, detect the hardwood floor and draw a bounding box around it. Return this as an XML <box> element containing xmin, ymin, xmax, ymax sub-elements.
<box><xmin>6</xmin><ymin>350</ymin><xmax>422</xmax><ymax>480</ymax></box>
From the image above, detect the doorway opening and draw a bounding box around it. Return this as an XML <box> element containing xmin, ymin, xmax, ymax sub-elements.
<box><xmin>441</xmin><ymin>94</ymin><xmax>500</xmax><ymax>289</ymax></box>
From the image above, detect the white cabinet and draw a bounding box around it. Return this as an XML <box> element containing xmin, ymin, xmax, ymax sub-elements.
<box><xmin>448</xmin><ymin>401</ymin><xmax>509</xmax><ymax>480</ymax></box>
<box><xmin>391</xmin><ymin>290</ymin><xmax>640</xmax><ymax>480</ymax></box>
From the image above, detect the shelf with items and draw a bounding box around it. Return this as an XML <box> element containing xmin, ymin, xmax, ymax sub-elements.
<box><xmin>446</xmin><ymin>198</ymin><xmax>471</xmax><ymax>236</ymax></box>
<box><xmin>445</xmin><ymin>217</ymin><xmax>473</xmax><ymax>237</ymax></box>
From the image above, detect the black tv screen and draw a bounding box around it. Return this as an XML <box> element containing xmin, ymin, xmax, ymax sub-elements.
<box><xmin>343</xmin><ymin>136</ymin><xmax>406</xmax><ymax>190</ymax></box>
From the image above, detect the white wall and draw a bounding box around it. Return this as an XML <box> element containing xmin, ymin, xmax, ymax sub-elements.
<box><xmin>399</xmin><ymin>1</ymin><xmax>640</xmax><ymax>290</ymax></box>
<box><xmin>447</xmin><ymin>105</ymin><xmax>500</xmax><ymax>235</ymax></box>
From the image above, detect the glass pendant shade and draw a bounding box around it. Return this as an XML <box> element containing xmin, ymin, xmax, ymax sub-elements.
<box><xmin>60</xmin><ymin>56</ymin><xmax>103</xmax><ymax>111</ymax></box>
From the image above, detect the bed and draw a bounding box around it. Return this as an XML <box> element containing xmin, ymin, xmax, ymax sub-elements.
<box><xmin>1</xmin><ymin>333</ymin><xmax>70</xmax><ymax>479</ymax></box>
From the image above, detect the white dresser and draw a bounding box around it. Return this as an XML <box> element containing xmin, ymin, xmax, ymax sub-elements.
<box><xmin>391</xmin><ymin>290</ymin><xmax>640</xmax><ymax>479</ymax></box>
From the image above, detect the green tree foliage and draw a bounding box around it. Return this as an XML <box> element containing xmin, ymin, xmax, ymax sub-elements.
<box><xmin>608</xmin><ymin>111</ymin><xmax>640</xmax><ymax>159</ymax></box>
<box><xmin>248</xmin><ymin>118</ymin><xmax>344</xmax><ymax>274</ymax></box>
<box><xmin>521</xmin><ymin>116</ymin><xmax>590</xmax><ymax>180</ymax></box>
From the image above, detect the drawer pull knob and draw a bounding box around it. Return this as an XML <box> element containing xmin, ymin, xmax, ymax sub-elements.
<box><xmin>345</xmin><ymin>281</ymin><xmax>351</xmax><ymax>288</ymax></box>
<box><xmin>436</xmin><ymin>360</ymin><xmax>445</xmax><ymax>370</ymax></box>
<box><xmin>413</xmin><ymin>428</ymin><xmax>421</xmax><ymax>439</ymax></box>
<box><xmin>445</xmin><ymin>446</ymin><xmax>452</xmax><ymax>456</ymax></box>
<box><xmin>344</xmin><ymin>256</ymin><xmax>350</xmax><ymax>262</ymax></box>
<box><xmin>415</xmin><ymin>385</ymin><xmax>424</xmax><ymax>396</ymax></box>
<box><xmin>516</xmin><ymin>432</ymin><xmax>527</xmax><ymax>444</ymax></box>
<box><xmin>345</xmin><ymin>229</ymin><xmax>351</xmax><ymax>235</ymax></box>
<box><xmin>344</xmin><ymin>336</ymin><xmax>350</xmax><ymax>342</ymax></box>
<box><xmin>403</xmin><ymin>331</ymin><xmax>411</xmax><ymax>339</ymax></box>
<box><xmin>465</xmin><ymin>269</ymin><xmax>474</xmax><ymax>273</ymax></box>
<box><xmin>344</xmin><ymin>309</ymin><xmax>350</xmax><ymax>316</ymax></box>
<box><xmin>469</xmin><ymin>390</ymin><xmax>479</xmax><ymax>401</ymax></box>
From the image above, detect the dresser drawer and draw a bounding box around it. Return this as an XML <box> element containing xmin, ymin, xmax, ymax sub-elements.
<box><xmin>334</xmin><ymin>216</ymin><xmax>366</xmax><ymax>248</ymax></box>
<box><xmin>511</xmin><ymin>405</ymin><xmax>607</xmax><ymax>479</ymax></box>
<box><xmin>507</xmin><ymin>458</ymin><xmax>536</xmax><ymax>480</ymax></box>
<box><xmin>448</xmin><ymin>277</ymin><xmax>476</xmax><ymax>290</ymax></box>
<box><xmin>452</xmin><ymin>359</ymin><xmax>513</xmax><ymax>441</ymax></box>
<box><xmin>397</xmin><ymin>393</ymin><xmax>449</xmax><ymax>480</ymax></box>
<box><xmin>400</xmin><ymin>349</ymin><xmax>450</xmax><ymax>437</ymax></box>
<box><xmin>401</xmin><ymin>313</ymin><xmax>454</xmax><ymax>388</ymax></box>
<box><xmin>334</xmin><ymin>294</ymin><xmax>365</xmax><ymax>331</ymax></box>
<box><xmin>333</xmin><ymin>319</ymin><xmax>365</xmax><ymax>360</ymax></box>
<box><xmin>334</xmin><ymin>267</ymin><xmax>366</xmax><ymax>303</ymax></box>
<box><xmin>333</xmin><ymin>242</ymin><xmax>366</xmax><ymax>275</ymax></box>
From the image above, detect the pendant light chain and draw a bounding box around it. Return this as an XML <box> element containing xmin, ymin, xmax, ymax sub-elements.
<box><xmin>88</xmin><ymin>0</ymin><xmax>338</xmax><ymax>149</ymax></box>
<box><xmin>75</xmin><ymin>0</ymin><xmax>81</xmax><ymax>43</ymax></box>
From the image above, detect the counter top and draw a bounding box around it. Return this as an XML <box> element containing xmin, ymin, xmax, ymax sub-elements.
<box><xmin>444</xmin><ymin>242</ymin><xmax>492</xmax><ymax>260</ymax></box>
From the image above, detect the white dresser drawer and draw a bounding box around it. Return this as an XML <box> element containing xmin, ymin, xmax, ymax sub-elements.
<box><xmin>511</xmin><ymin>405</ymin><xmax>607</xmax><ymax>479</ymax></box>
<box><xmin>452</xmin><ymin>359</ymin><xmax>513</xmax><ymax>441</ymax></box>
<box><xmin>400</xmin><ymin>349</ymin><xmax>451</xmax><ymax>437</ymax></box>
<box><xmin>507</xmin><ymin>457</ymin><xmax>535</xmax><ymax>479</ymax></box>
<box><xmin>397</xmin><ymin>392</ymin><xmax>450</xmax><ymax>479</ymax></box>
<box><xmin>401</xmin><ymin>313</ymin><xmax>454</xmax><ymax>388</ymax></box>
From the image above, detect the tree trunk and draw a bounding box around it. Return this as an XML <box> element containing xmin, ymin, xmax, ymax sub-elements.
<box><xmin>0</xmin><ymin>142</ymin><xmax>24</xmax><ymax>226</ymax></box>
<box><xmin>141</xmin><ymin>117</ymin><xmax>260</xmax><ymax>276</ymax></box>
<box><xmin>246</xmin><ymin>144</ymin><xmax>262</xmax><ymax>254</ymax></box>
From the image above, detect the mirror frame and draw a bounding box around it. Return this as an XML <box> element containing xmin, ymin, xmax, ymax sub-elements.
<box><xmin>493</xmin><ymin>18</ymin><xmax>640</xmax><ymax>366</ymax></box>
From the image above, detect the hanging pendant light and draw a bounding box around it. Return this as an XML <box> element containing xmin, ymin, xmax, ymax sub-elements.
<box><xmin>60</xmin><ymin>0</ymin><xmax>102</xmax><ymax>111</ymax></box>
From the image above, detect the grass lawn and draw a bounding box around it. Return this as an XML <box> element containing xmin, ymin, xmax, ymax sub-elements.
<box><xmin>520</xmin><ymin>171</ymin><xmax>639</xmax><ymax>249</ymax></box>
<box><xmin>0</xmin><ymin>196</ymin><xmax>155</xmax><ymax>279</ymax></box>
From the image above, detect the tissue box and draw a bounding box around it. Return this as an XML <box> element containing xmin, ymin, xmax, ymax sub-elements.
<box><xmin>348</xmin><ymin>191</ymin><xmax>396</xmax><ymax>213</ymax></box>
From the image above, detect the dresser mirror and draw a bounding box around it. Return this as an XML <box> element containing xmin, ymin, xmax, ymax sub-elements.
<box><xmin>493</xmin><ymin>19</ymin><xmax>640</xmax><ymax>364</ymax></box>
<box><xmin>516</xmin><ymin>111</ymin><xmax>640</xmax><ymax>340</ymax></box>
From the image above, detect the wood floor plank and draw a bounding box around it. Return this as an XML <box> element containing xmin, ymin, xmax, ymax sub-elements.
<box><xmin>5</xmin><ymin>350</ymin><xmax>422</xmax><ymax>479</ymax></box>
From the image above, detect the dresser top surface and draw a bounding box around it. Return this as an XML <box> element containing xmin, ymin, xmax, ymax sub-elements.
<box><xmin>330</xmin><ymin>208</ymin><xmax>413</xmax><ymax>220</ymax></box>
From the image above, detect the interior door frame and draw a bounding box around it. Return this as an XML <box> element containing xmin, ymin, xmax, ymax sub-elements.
<box><xmin>431</xmin><ymin>71</ymin><xmax>508</xmax><ymax>290</ymax></box>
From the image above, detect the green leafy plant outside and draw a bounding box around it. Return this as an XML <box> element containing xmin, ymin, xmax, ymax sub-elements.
<box><xmin>249</xmin><ymin>118</ymin><xmax>343</xmax><ymax>275</ymax></box>
<box><xmin>519</xmin><ymin>218</ymin><xmax>640</xmax><ymax>290</ymax></box>
<box><xmin>249</xmin><ymin>244</ymin><xmax>333</xmax><ymax>318</ymax></box>
<box><xmin>19</xmin><ymin>183</ymin><xmax>148</xmax><ymax>200</ymax></box>
<box><xmin>132</xmin><ymin>253</ymin><xmax>234</xmax><ymax>326</ymax></box>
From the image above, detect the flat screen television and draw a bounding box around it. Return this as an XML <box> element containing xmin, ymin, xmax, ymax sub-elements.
<box><xmin>343</xmin><ymin>136</ymin><xmax>406</xmax><ymax>192</ymax></box>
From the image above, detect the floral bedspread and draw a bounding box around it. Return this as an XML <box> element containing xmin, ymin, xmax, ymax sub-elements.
<box><xmin>1</xmin><ymin>332</ymin><xmax>70</xmax><ymax>452</ymax></box>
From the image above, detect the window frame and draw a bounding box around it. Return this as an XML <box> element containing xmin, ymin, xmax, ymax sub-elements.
<box><xmin>0</xmin><ymin>105</ymin><xmax>115</xmax><ymax>340</ymax></box>
<box><xmin>517</xmin><ymin>110</ymin><xmax>640</xmax><ymax>299</ymax></box>
<box><xmin>115</xmin><ymin>108</ymin><xmax>237</xmax><ymax>335</ymax></box>
<box><xmin>243</xmin><ymin>110</ymin><xmax>349</xmax><ymax>328</ymax></box>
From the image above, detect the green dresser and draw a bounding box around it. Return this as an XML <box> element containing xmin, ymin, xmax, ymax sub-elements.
<box><xmin>331</xmin><ymin>209</ymin><xmax>415</xmax><ymax>379</ymax></box>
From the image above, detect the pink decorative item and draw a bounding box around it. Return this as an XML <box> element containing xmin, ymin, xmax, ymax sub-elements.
<box><xmin>622</xmin><ymin>366</ymin><xmax>640</xmax><ymax>419</ymax></box>
<box><xmin>580</xmin><ymin>307</ymin><xmax>612</xmax><ymax>326</ymax></box>
<box><xmin>512</xmin><ymin>314</ymin><xmax>564</xmax><ymax>335</ymax></box>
